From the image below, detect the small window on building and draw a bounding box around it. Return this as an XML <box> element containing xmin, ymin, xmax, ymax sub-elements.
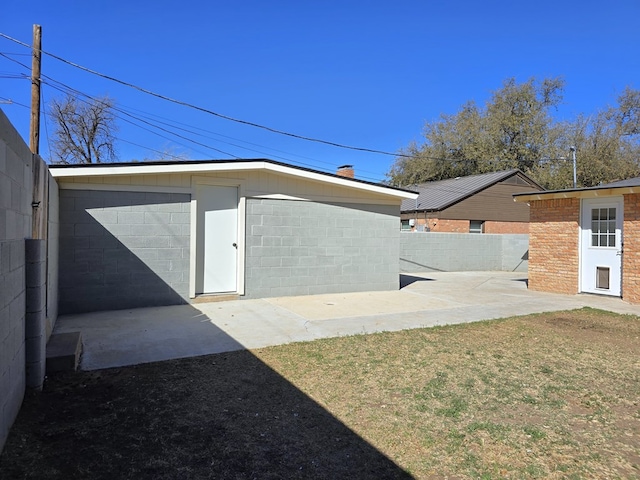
<box><xmin>469</xmin><ymin>220</ymin><xmax>484</xmax><ymax>234</ymax></box>
<box><xmin>401</xmin><ymin>220</ymin><xmax>411</xmax><ymax>231</ymax></box>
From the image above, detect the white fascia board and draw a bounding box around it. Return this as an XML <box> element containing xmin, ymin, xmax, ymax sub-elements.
<box><xmin>50</xmin><ymin>161</ymin><xmax>418</xmax><ymax>200</ymax></box>
<box><xmin>513</xmin><ymin>185</ymin><xmax>640</xmax><ymax>202</ymax></box>
<box><xmin>50</xmin><ymin>161</ymin><xmax>262</xmax><ymax>177</ymax></box>
<box><xmin>263</xmin><ymin>163</ymin><xmax>417</xmax><ymax>199</ymax></box>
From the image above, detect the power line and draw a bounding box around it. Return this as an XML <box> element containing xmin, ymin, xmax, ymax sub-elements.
<box><xmin>10</xmin><ymin>69</ymin><xmax>381</xmax><ymax>177</ymax></box>
<box><xmin>2</xmin><ymin>36</ymin><xmax>551</xmax><ymax>183</ymax></box>
<box><xmin>2</xmin><ymin>41</ymin><xmax>506</xmax><ymax>178</ymax></box>
<box><xmin>0</xmin><ymin>32</ymin><xmax>412</xmax><ymax>159</ymax></box>
<box><xmin>0</xmin><ymin>51</ymin><xmax>392</xmax><ymax>180</ymax></box>
<box><xmin>0</xmin><ymin>50</ymin><xmax>245</xmax><ymax>159</ymax></box>
<box><xmin>42</xmin><ymin>80</ymin><xmax>235</xmax><ymax>159</ymax></box>
<box><xmin>4</xmin><ymin>81</ymin><xmax>545</xmax><ymax>199</ymax></box>
<box><xmin>44</xmin><ymin>78</ymin><xmax>240</xmax><ymax>158</ymax></box>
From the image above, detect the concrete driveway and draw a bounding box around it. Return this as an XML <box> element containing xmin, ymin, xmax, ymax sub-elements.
<box><xmin>53</xmin><ymin>272</ymin><xmax>640</xmax><ymax>371</ymax></box>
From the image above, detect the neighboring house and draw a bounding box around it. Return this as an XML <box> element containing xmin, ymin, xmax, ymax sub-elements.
<box><xmin>400</xmin><ymin>169</ymin><xmax>543</xmax><ymax>233</ymax></box>
<box><xmin>51</xmin><ymin>160</ymin><xmax>417</xmax><ymax>314</ymax></box>
<box><xmin>513</xmin><ymin>177</ymin><xmax>640</xmax><ymax>304</ymax></box>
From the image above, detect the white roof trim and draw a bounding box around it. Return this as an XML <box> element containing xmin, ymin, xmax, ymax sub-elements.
<box><xmin>514</xmin><ymin>185</ymin><xmax>640</xmax><ymax>202</ymax></box>
<box><xmin>50</xmin><ymin>161</ymin><xmax>418</xmax><ymax>200</ymax></box>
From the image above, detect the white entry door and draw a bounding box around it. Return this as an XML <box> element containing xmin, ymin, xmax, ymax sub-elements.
<box><xmin>196</xmin><ymin>185</ymin><xmax>238</xmax><ymax>294</ymax></box>
<box><xmin>580</xmin><ymin>197</ymin><xmax>623</xmax><ymax>296</ymax></box>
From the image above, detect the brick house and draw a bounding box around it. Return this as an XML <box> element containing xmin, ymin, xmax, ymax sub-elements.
<box><xmin>400</xmin><ymin>169</ymin><xmax>543</xmax><ymax>233</ymax></box>
<box><xmin>51</xmin><ymin>160</ymin><xmax>417</xmax><ymax>314</ymax></box>
<box><xmin>513</xmin><ymin>177</ymin><xmax>640</xmax><ymax>304</ymax></box>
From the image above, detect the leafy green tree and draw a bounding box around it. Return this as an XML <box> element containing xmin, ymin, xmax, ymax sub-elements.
<box><xmin>544</xmin><ymin>89</ymin><xmax>640</xmax><ymax>188</ymax></box>
<box><xmin>387</xmin><ymin>77</ymin><xmax>565</xmax><ymax>186</ymax></box>
<box><xmin>387</xmin><ymin>79</ymin><xmax>640</xmax><ymax>189</ymax></box>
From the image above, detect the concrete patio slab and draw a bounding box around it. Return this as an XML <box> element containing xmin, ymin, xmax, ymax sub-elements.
<box><xmin>53</xmin><ymin>272</ymin><xmax>640</xmax><ymax>371</ymax></box>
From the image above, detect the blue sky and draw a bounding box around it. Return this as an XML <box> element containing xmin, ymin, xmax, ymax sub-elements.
<box><xmin>1</xmin><ymin>1</ymin><xmax>638</xmax><ymax>182</ymax></box>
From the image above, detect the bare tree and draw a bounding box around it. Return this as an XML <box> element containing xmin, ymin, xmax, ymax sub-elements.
<box><xmin>50</xmin><ymin>94</ymin><xmax>117</xmax><ymax>164</ymax></box>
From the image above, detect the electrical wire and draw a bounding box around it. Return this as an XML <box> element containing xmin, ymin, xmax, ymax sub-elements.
<box><xmin>0</xmin><ymin>40</ymin><xmax>554</xmax><ymax>187</ymax></box>
<box><xmin>43</xmin><ymin>78</ymin><xmax>240</xmax><ymax>158</ymax></box>
<box><xmin>2</xmin><ymin>44</ymin><xmax>502</xmax><ymax>180</ymax></box>
<box><xmin>7</xmin><ymin>96</ymin><xmax>205</xmax><ymax>162</ymax></box>
<box><xmin>1</xmin><ymin>50</ymin><xmax>393</xmax><ymax>179</ymax></box>
<box><xmin>3</xmin><ymin>92</ymin><xmax>547</xmax><ymax>202</ymax></box>
<box><xmin>0</xmin><ymin>50</ymin><xmax>245</xmax><ymax>158</ymax></box>
<box><xmin>0</xmin><ymin>32</ymin><xmax>412</xmax><ymax>159</ymax></box>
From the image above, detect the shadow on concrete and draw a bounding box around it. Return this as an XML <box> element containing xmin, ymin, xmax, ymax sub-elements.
<box><xmin>512</xmin><ymin>278</ymin><xmax>529</xmax><ymax>287</ymax></box>
<box><xmin>399</xmin><ymin>257</ymin><xmax>447</xmax><ymax>272</ymax></box>
<box><xmin>9</xmin><ymin>190</ymin><xmax>413</xmax><ymax>478</ymax></box>
<box><xmin>510</xmin><ymin>249</ymin><xmax>529</xmax><ymax>272</ymax></box>
<box><xmin>400</xmin><ymin>273</ymin><xmax>435</xmax><ymax>288</ymax></box>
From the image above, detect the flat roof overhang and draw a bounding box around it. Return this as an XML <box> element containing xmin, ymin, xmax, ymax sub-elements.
<box><xmin>50</xmin><ymin>159</ymin><xmax>419</xmax><ymax>201</ymax></box>
<box><xmin>514</xmin><ymin>185</ymin><xmax>640</xmax><ymax>203</ymax></box>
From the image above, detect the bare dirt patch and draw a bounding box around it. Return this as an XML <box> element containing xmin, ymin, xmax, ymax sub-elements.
<box><xmin>1</xmin><ymin>307</ymin><xmax>639</xmax><ymax>479</ymax></box>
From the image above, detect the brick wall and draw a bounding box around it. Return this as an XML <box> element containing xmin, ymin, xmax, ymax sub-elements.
<box><xmin>429</xmin><ymin>218</ymin><xmax>469</xmax><ymax>233</ymax></box>
<box><xmin>59</xmin><ymin>190</ymin><xmax>191</xmax><ymax>313</ymax></box>
<box><xmin>403</xmin><ymin>216</ymin><xmax>528</xmax><ymax>234</ymax></box>
<box><xmin>623</xmin><ymin>194</ymin><xmax>640</xmax><ymax>304</ymax></box>
<box><xmin>528</xmin><ymin>198</ymin><xmax>580</xmax><ymax>295</ymax></box>
<box><xmin>245</xmin><ymin>199</ymin><xmax>399</xmax><ymax>298</ymax></box>
<box><xmin>484</xmin><ymin>221</ymin><xmax>529</xmax><ymax>234</ymax></box>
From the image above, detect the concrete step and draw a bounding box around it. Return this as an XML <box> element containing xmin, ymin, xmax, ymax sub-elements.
<box><xmin>192</xmin><ymin>294</ymin><xmax>239</xmax><ymax>303</ymax></box>
<box><xmin>46</xmin><ymin>332</ymin><xmax>83</xmax><ymax>373</ymax></box>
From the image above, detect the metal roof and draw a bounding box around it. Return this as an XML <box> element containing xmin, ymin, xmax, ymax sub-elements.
<box><xmin>599</xmin><ymin>177</ymin><xmax>640</xmax><ymax>188</ymax></box>
<box><xmin>401</xmin><ymin>169</ymin><xmax>540</xmax><ymax>212</ymax></box>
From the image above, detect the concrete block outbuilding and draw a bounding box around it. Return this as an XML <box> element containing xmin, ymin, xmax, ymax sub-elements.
<box><xmin>51</xmin><ymin>160</ymin><xmax>417</xmax><ymax>314</ymax></box>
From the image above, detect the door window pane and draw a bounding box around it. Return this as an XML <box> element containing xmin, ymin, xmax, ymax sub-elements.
<box><xmin>591</xmin><ymin>208</ymin><xmax>617</xmax><ymax>247</ymax></box>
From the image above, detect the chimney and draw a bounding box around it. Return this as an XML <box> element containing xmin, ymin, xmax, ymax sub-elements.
<box><xmin>336</xmin><ymin>165</ymin><xmax>354</xmax><ymax>178</ymax></box>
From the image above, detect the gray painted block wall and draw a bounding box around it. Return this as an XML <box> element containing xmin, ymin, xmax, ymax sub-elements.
<box><xmin>58</xmin><ymin>189</ymin><xmax>191</xmax><ymax>314</ymax></box>
<box><xmin>0</xmin><ymin>239</ymin><xmax>26</xmax><ymax>453</ymax></box>
<box><xmin>399</xmin><ymin>232</ymin><xmax>529</xmax><ymax>273</ymax></box>
<box><xmin>0</xmin><ymin>109</ymin><xmax>33</xmax><ymax>452</ymax></box>
<box><xmin>25</xmin><ymin>239</ymin><xmax>46</xmax><ymax>389</ymax></box>
<box><xmin>46</xmin><ymin>177</ymin><xmax>59</xmax><ymax>331</ymax></box>
<box><xmin>244</xmin><ymin>199</ymin><xmax>400</xmax><ymax>298</ymax></box>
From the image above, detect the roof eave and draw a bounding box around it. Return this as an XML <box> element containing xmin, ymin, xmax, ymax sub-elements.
<box><xmin>50</xmin><ymin>160</ymin><xmax>419</xmax><ymax>200</ymax></box>
<box><xmin>514</xmin><ymin>185</ymin><xmax>640</xmax><ymax>202</ymax></box>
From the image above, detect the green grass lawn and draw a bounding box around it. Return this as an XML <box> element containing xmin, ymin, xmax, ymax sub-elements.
<box><xmin>1</xmin><ymin>308</ymin><xmax>639</xmax><ymax>479</ymax></box>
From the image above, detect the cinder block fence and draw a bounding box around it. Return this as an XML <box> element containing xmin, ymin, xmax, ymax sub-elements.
<box><xmin>0</xmin><ymin>109</ymin><xmax>58</xmax><ymax>452</ymax></box>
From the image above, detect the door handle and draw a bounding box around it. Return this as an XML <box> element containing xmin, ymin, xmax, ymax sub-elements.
<box><xmin>232</xmin><ymin>243</ymin><xmax>237</xmax><ymax>248</ymax></box>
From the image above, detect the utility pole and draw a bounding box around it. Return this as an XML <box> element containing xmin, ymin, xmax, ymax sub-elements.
<box><xmin>570</xmin><ymin>146</ymin><xmax>577</xmax><ymax>188</ymax></box>
<box><xmin>29</xmin><ymin>24</ymin><xmax>42</xmax><ymax>155</ymax></box>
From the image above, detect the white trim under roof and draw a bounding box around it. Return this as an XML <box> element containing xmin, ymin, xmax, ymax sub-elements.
<box><xmin>514</xmin><ymin>185</ymin><xmax>640</xmax><ymax>202</ymax></box>
<box><xmin>50</xmin><ymin>160</ymin><xmax>418</xmax><ymax>200</ymax></box>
